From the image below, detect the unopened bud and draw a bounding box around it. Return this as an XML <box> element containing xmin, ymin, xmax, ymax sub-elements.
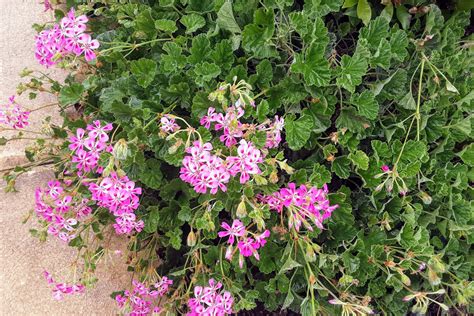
<box><xmin>236</xmin><ymin>199</ymin><xmax>247</xmax><ymax>218</ymax></box>
<box><xmin>113</xmin><ymin>139</ymin><xmax>129</xmax><ymax>160</ymax></box>
<box><xmin>269</xmin><ymin>171</ymin><xmax>279</xmax><ymax>183</ymax></box>
<box><xmin>399</xmin><ymin>271</ymin><xmax>411</xmax><ymax>286</ymax></box>
<box><xmin>418</xmin><ymin>191</ymin><xmax>432</xmax><ymax>204</ymax></box>
<box><xmin>429</xmin><ymin>256</ymin><xmax>446</xmax><ymax>273</ymax></box>
<box><xmin>187</xmin><ymin>230</ymin><xmax>196</xmax><ymax>247</ymax></box>
<box><xmin>428</xmin><ymin>267</ymin><xmax>441</xmax><ymax>286</ymax></box>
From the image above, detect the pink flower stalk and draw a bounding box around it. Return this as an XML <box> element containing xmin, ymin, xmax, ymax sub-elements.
<box><xmin>187</xmin><ymin>279</ymin><xmax>233</xmax><ymax>315</ymax></box>
<box><xmin>43</xmin><ymin>271</ymin><xmax>85</xmax><ymax>300</ymax></box>
<box><xmin>160</xmin><ymin>115</ymin><xmax>180</xmax><ymax>133</ymax></box>
<box><xmin>115</xmin><ymin>277</ymin><xmax>173</xmax><ymax>316</ymax></box>
<box><xmin>35</xmin><ymin>8</ymin><xmax>99</xmax><ymax>67</ymax></box>
<box><xmin>261</xmin><ymin>183</ymin><xmax>338</xmax><ymax>232</ymax></box>
<box><xmin>219</xmin><ymin>220</ymin><xmax>270</xmax><ymax>268</ymax></box>
<box><xmin>381</xmin><ymin>165</ymin><xmax>391</xmax><ymax>173</ymax></box>
<box><xmin>0</xmin><ymin>96</ymin><xmax>30</xmax><ymax>129</ymax></box>
<box><xmin>262</xmin><ymin>116</ymin><xmax>284</xmax><ymax>148</ymax></box>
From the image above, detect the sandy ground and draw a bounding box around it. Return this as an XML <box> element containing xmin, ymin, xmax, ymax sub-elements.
<box><xmin>0</xmin><ymin>1</ymin><xmax>129</xmax><ymax>315</ymax></box>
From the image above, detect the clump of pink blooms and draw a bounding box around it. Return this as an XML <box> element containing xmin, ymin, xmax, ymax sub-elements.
<box><xmin>35</xmin><ymin>120</ymin><xmax>143</xmax><ymax>241</ymax></box>
<box><xmin>180</xmin><ymin>139</ymin><xmax>262</xmax><ymax>194</ymax></box>
<box><xmin>261</xmin><ymin>183</ymin><xmax>338</xmax><ymax>231</ymax></box>
<box><xmin>0</xmin><ymin>96</ymin><xmax>30</xmax><ymax>129</ymax></box>
<box><xmin>218</xmin><ymin>219</ymin><xmax>270</xmax><ymax>268</ymax></box>
<box><xmin>35</xmin><ymin>180</ymin><xmax>91</xmax><ymax>243</ymax></box>
<box><xmin>87</xmin><ymin>172</ymin><xmax>144</xmax><ymax>235</ymax></box>
<box><xmin>35</xmin><ymin>8</ymin><xmax>99</xmax><ymax>67</ymax></box>
<box><xmin>200</xmin><ymin>106</ymin><xmax>284</xmax><ymax>149</ymax></box>
<box><xmin>43</xmin><ymin>270</ymin><xmax>85</xmax><ymax>300</ymax></box>
<box><xmin>187</xmin><ymin>279</ymin><xmax>233</xmax><ymax>315</ymax></box>
<box><xmin>115</xmin><ymin>277</ymin><xmax>173</xmax><ymax>315</ymax></box>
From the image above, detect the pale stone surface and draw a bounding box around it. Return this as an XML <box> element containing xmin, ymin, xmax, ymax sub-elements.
<box><xmin>0</xmin><ymin>169</ymin><xmax>130</xmax><ymax>315</ymax></box>
<box><xmin>0</xmin><ymin>1</ymin><xmax>130</xmax><ymax>315</ymax></box>
<box><xmin>0</xmin><ymin>0</ymin><xmax>64</xmax><ymax>169</ymax></box>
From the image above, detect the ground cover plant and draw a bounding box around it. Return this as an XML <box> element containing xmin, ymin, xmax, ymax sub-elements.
<box><xmin>1</xmin><ymin>0</ymin><xmax>473</xmax><ymax>314</ymax></box>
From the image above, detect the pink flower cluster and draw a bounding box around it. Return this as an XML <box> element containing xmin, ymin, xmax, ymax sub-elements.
<box><xmin>43</xmin><ymin>270</ymin><xmax>85</xmax><ymax>300</ymax></box>
<box><xmin>35</xmin><ymin>8</ymin><xmax>99</xmax><ymax>67</ymax></box>
<box><xmin>35</xmin><ymin>180</ymin><xmax>92</xmax><ymax>243</ymax></box>
<box><xmin>262</xmin><ymin>183</ymin><xmax>338</xmax><ymax>231</ymax></box>
<box><xmin>200</xmin><ymin>106</ymin><xmax>284</xmax><ymax>149</ymax></box>
<box><xmin>87</xmin><ymin>172</ymin><xmax>144</xmax><ymax>235</ymax></box>
<box><xmin>115</xmin><ymin>278</ymin><xmax>173</xmax><ymax>316</ymax></box>
<box><xmin>180</xmin><ymin>139</ymin><xmax>262</xmax><ymax>194</ymax></box>
<box><xmin>218</xmin><ymin>219</ymin><xmax>270</xmax><ymax>268</ymax></box>
<box><xmin>187</xmin><ymin>279</ymin><xmax>233</xmax><ymax>315</ymax></box>
<box><xmin>159</xmin><ymin>115</ymin><xmax>180</xmax><ymax>133</ymax></box>
<box><xmin>0</xmin><ymin>96</ymin><xmax>30</xmax><ymax>129</ymax></box>
<box><xmin>69</xmin><ymin>120</ymin><xmax>113</xmax><ymax>173</ymax></box>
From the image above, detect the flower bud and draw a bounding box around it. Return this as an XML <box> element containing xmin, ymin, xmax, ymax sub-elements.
<box><xmin>399</xmin><ymin>271</ymin><xmax>411</xmax><ymax>286</ymax></box>
<box><xmin>269</xmin><ymin>171</ymin><xmax>279</xmax><ymax>183</ymax></box>
<box><xmin>429</xmin><ymin>256</ymin><xmax>446</xmax><ymax>273</ymax></box>
<box><xmin>113</xmin><ymin>139</ymin><xmax>129</xmax><ymax>160</ymax></box>
<box><xmin>418</xmin><ymin>191</ymin><xmax>432</xmax><ymax>204</ymax></box>
<box><xmin>428</xmin><ymin>267</ymin><xmax>441</xmax><ymax>286</ymax></box>
<box><xmin>187</xmin><ymin>230</ymin><xmax>196</xmax><ymax>247</ymax></box>
<box><xmin>236</xmin><ymin>199</ymin><xmax>247</xmax><ymax>218</ymax></box>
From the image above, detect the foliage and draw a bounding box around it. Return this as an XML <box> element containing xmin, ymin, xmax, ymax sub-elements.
<box><xmin>2</xmin><ymin>0</ymin><xmax>473</xmax><ymax>315</ymax></box>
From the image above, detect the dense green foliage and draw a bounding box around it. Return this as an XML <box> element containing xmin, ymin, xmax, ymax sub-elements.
<box><xmin>9</xmin><ymin>0</ymin><xmax>473</xmax><ymax>314</ymax></box>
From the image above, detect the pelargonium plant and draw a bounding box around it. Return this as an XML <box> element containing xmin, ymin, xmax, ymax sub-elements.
<box><xmin>1</xmin><ymin>1</ymin><xmax>473</xmax><ymax>315</ymax></box>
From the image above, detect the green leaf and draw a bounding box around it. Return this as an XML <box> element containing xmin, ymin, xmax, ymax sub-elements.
<box><xmin>398</xmin><ymin>91</ymin><xmax>416</xmax><ymax>110</ymax></box>
<box><xmin>390</xmin><ymin>29</ymin><xmax>408</xmax><ymax>62</ymax></box>
<box><xmin>336</xmin><ymin>107</ymin><xmax>369</xmax><ymax>133</ymax></box>
<box><xmin>282</xmin><ymin>291</ymin><xmax>294</xmax><ymax>310</ymax></box>
<box><xmin>309</xmin><ymin>163</ymin><xmax>332</xmax><ymax>187</ymax></box>
<box><xmin>155</xmin><ymin>19</ymin><xmax>177</xmax><ymax>33</ymax></box>
<box><xmin>292</xmin><ymin>43</ymin><xmax>331</xmax><ymax>87</ymax></box>
<box><xmin>332</xmin><ymin>156</ymin><xmax>351</xmax><ymax>179</ymax></box>
<box><xmin>343</xmin><ymin>0</ymin><xmax>357</xmax><ymax>8</ymax></box>
<box><xmin>348</xmin><ymin>150</ymin><xmax>369</xmax><ymax>170</ymax></box>
<box><xmin>217</xmin><ymin>1</ymin><xmax>241</xmax><ymax>34</ymax></box>
<box><xmin>180</xmin><ymin>14</ymin><xmax>206</xmax><ymax>33</ymax></box>
<box><xmin>284</xmin><ymin>114</ymin><xmax>314</xmax><ymax>151</ymax></box>
<box><xmin>395</xmin><ymin>5</ymin><xmax>410</xmax><ymax>30</ymax></box>
<box><xmin>130</xmin><ymin>58</ymin><xmax>157</xmax><ymax>88</ymax></box>
<box><xmin>188</xmin><ymin>34</ymin><xmax>211</xmax><ymax>65</ymax></box>
<box><xmin>135</xmin><ymin>9</ymin><xmax>157</xmax><ymax>39</ymax></box>
<box><xmin>336</xmin><ymin>42</ymin><xmax>369</xmax><ymax>93</ymax></box>
<box><xmin>242</xmin><ymin>8</ymin><xmax>277</xmax><ymax>58</ymax></box>
<box><xmin>359</xmin><ymin>17</ymin><xmax>389</xmax><ymax>49</ymax></box>
<box><xmin>256</xmin><ymin>100</ymin><xmax>270</xmax><ymax>122</ymax></box>
<box><xmin>194</xmin><ymin>62</ymin><xmax>221</xmax><ymax>84</ymax></box>
<box><xmin>279</xmin><ymin>256</ymin><xmax>302</xmax><ymax>274</ymax></box>
<box><xmin>144</xmin><ymin>207</ymin><xmax>160</xmax><ymax>233</ymax></box>
<box><xmin>59</xmin><ymin>83</ymin><xmax>84</xmax><ymax>105</ymax></box>
<box><xmin>357</xmin><ymin>0</ymin><xmax>371</xmax><ymax>26</ymax></box>
<box><xmin>139</xmin><ymin>158</ymin><xmax>163</xmax><ymax>189</ymax></box>
<box><xmin>458</xmin><ymin>143</ymin><xmax>474</xmax><ymax>166</ymax></box>
<box><xmin>350</xmin><ymin>90</ymin><xmax>378</xmax><ymax>120</ymax></box>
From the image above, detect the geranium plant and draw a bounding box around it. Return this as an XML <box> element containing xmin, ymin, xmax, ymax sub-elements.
<box><xmin>1</xmin><ymin>0</ymin><xmax>473</xmax><ymax>315</ymax></box>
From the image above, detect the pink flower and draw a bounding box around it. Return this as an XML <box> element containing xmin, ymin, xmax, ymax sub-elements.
<box><xmin>68</xmin><ymin>128</ymin><xmax>87</xmax><ymax>151</ymax></box>
<box><xmin>0</xmin><ymin>96</ymin><xmax>30</xmax><ymax>129</ymax></box>
<box><xmin>262</xmin><ymin>184</ymin><xmax>338</xmax><ymax>231</ymax></box>
<box><xmin>34</xmin><ymin>8</ymin><xmax>99</xmax><ymax>67</ymax></box>
<box><xmin>381</xmin><ymin>165</ymin><xmax>391</xmax><ymax>173</ymax></box>
<box><xmin>78</xmin><ymin>33</ymin><xmax>100</xmax><ymax>61</ymax></box>
<box><xmin>226</xmin><ymin>140</ymin><xmax>262</xmax><ymax>184</ymax></box>
<box><xmin>160</xmin><ymin>115</ymin><xmax>180</xmax><ymax>133</ymax></box>
<box><xmin>43</xmin><ymin>0</ymin><xmax>53</xmax><ymax>11</ymax></box>
<box><xmin>218</xmin><ymin>220</ymin><xmax>246</xmax><ymax>245</ymax></box>
<box><xmin>187</xmin><ymin>279</ymin><xmax>233</xmax><ymax>315</ymax></box>
<box><xmin>87</xmin><ymin>120</ymin><xmax>113</xmax><ymax>143</ymax></box>
<box><xmin>43</xmin><ymin>271</ymin><xmax>85</xmax><ymax>300</ymax></box>
<box><xmin>115</xmin><ymin>277</ymin><xmax>172</xmax><ymax>315</ymax></box>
